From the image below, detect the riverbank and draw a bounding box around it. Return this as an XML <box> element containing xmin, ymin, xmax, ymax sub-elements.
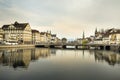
<box><xmin>0</xmin><ymin>44</ymin><xmax>35</xmax><ymax>48</ymax></box>
<box><xmin>0</xmin><ymin>44</ymin><xmax>120</xmax><ymax>53</ymax></box>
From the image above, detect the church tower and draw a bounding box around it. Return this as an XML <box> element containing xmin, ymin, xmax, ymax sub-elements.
<box><xmin>95</xmin><ymin>28</ymin><xmax>98</xmax><ymax>37</ymax></box>
<box><xmin>83</xmin><ymin>31</ymin><xmax>85</xmax><ymax>39</ymax></box>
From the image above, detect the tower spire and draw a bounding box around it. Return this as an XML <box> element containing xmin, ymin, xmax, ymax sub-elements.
<box><xmin>83</xmin><ymin>31</ymin><xmax>85</xmax><ymax>39</ymax></box>
<box><xmin>95</xmin><ymin>27</ymin><xmax>97</xmax><ymax>33</ymax></box>
<box><xmin>95</xmin><ymin>27</ymin><xmax>98</xmax><ymax>37</ymax></box>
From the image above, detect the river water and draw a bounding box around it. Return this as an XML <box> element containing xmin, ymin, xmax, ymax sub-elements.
<box><xmin>0</xmin><ymin>48</ymin><xmax>120</xmax><ymax>80</ymax></box>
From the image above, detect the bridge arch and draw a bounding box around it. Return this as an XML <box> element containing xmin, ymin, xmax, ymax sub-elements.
<box><xmin>62</xmin><ymin>45</ymin><xmax>66</xmax><ymax>49</ymax></box>
<box><xmin>49</xmin><ymin>45</ymin><xmax>55</xmax><ymax>48</ymax></box>
<box><xmin>100</xmin><ymin>46</ymin><xmax>104</xmax><ymax>50</ymax></box>
<box><xmin>105</xmin><ymin>46</ymin><xmax>111</xmax><ymax>50</ymax></box>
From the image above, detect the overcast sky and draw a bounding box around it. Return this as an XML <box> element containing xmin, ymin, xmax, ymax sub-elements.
<box><xmin>0</xmin><ymin>0</ymin><xmax>120</xmax><ymax>39</ymax></box>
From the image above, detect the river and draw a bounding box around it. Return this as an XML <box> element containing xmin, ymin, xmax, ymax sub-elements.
<box><xmin>0</xmin><ymin>48</ymin><xmax>120</xmax><ymax>80</ymax></box>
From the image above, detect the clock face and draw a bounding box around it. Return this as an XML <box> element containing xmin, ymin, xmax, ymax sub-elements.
<box><xmin>111</xmin><ymin>34</ymin><xmax>116</xmax><ymax>41</ymax></box>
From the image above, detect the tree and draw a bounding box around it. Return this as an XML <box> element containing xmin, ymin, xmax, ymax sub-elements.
<box><xmin>62</xmin><ymin>38</ymin><xmax>67</xmax><ymax>43</ymax></box>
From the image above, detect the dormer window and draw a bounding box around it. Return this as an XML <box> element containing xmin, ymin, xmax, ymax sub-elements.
<box><xmin>110</xmin><ymin>30</ymin><xmax>113</xmax><ymax>33</ymax></box>
<box><xmin>9</xmin><ymin>25</ymin><xmax>15</xmax><ymax>29</ymax></box>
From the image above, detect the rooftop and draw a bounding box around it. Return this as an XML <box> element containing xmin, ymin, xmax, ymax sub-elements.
<box><xmin>2</xmin><ymin>21</ymin><xmax>29</xmax><ymax>30</ymax></box>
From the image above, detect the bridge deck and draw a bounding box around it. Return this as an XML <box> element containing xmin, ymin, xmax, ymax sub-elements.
<box><xmin>35</xmin><ymin>43</ymin><xmax>119</xmax><ymax>47</ymax></box>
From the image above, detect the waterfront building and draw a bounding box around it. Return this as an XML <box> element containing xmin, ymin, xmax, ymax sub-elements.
<box><xmin>56</xmin><ymin>37</ymin><xmax>62</xmax><ymax>44</ymax></box>
<box><xmin>109</xmin><ymin>28</ymin><xmax>120</xmax><ymax>44</ymax></box>
<box><xmin>0</xmin><ymin>28</ymin><xmax>3</xmax><ymax>43</ymax></box>
<box><xmin>46</xmin><ymin>31</ymin><xmax>52</xmax><ymax>43</ymax></box>
<box><xmin>102</xmin><ymin>29</ymin><xmax>114</xmax><ymax>44</ymax></box>
<box><xmin>102</xmin><ymin>36</ymin><xmax>109</xmax><ymax>44</ymax></box>
<box><xmin>94</xmin><ymin>28</ymin><xmax>120</xmax><ymax>44</ymax></box>
<box><xmin>89</xmin><ymin>36</ymin><xmax>95</xmax><ymax>42</ymax></box>
<box><xmin>32</xmin><ymin>29</ymin><xmax>40</xmax><ymax>44</ymax></box>
<box><xmin>40</xmin><ymin>31</ymin><xmax>52</xmax><ymax>44</ymax></box>
<box><xmin>2</xmin><ymin>21</ymin><xmax>32</xmax><ymax>44</ymax></box>
<box><xmin>101</xmin><ymin>28</ymin><xmax>120</xmax><ymax>44</ymax></box>
<box><xmin>94</xmin><ymin>28</ymin><xmax>109</xmax><ymax>44</ymax></box>
<box><xmin>40</xmin><ymin>32</ymin><xmax>48</xmax><ymax>43</ymax></box>
<box><xmin>95</xmin><ymin>28</ymin><xmax>104</xmax><ymax>40</ymax></box>
<box><xmin>51</xmin><ymin>34</ymin><xmax>57</xmax><ymax>43</ymax></box>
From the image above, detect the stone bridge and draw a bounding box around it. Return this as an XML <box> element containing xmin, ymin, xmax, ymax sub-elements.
<box><xmin>35</xmin><ymin>42</ymin><xmax>120</xmax><ymax>51</ymax></box>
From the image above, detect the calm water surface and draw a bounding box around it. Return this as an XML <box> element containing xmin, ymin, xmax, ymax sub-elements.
<box><xmin>0</xmin><ymin>48</ymin><xmax>120</xmax><ymax>80</ymax></box>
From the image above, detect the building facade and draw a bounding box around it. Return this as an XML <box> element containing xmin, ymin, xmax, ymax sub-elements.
<box><xmin>94</xmin><ymin>28</ymin><xmax>120</xmax><ymax>44</ymax></box>
<box><xmin>0</xmin><ymin>28</ymin><xmax>3</xmax><ymax>43</ymax></box>
<box><xmin>40</xmin><ymin>31</ymin><xmax>52</xmax><ymax>44</ymax></box>
<box><xmin>32</xmin><ymin>29</ymin><xmax>40</xmax><ymax>44</ymax></box>
<box><xmin>2</xmin><ymin>21</ymin><xmax>32</xmax><ymax>44</ymax></box>
<box><xmin>51</xmin><ymin>34</ymin><xmax>57</xmax><ymax>43</ymax></box>
<box><xmin>46</xmin><ymin>31</ymin><xmax>52</xmax><ymax>43</ymax></box>
<box><xmin>40</xmin><ymin>32</ymin><xmax>48</xmax><ymax>43</ymax></box>
<box><xmin>109</xmin><ymin>29</ymin><xmax>120</xmax><ymax>44</ymax></box>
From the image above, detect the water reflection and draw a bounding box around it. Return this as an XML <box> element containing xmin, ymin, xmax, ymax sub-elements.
<box><xmin>0</xmin><ymin>48</ymin><xmax>120</xmax><ymax>69</ymax></box>
<box><xmin>94</xmin><ymin>50</ymin><xmax>120</xmax><ymax>66</ymax></box>
<box><xmin>0</xmin><ymin>48</ymin><xmax>56</xmax><ymax>69</ymax></box>
<box><xmin>1</xmin><ymin>48</ymin><xmax>120</xmax><ymax>80</ymax></box>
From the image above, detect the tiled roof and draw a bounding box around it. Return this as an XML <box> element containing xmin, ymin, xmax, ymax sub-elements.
<box><xmin>2</xmin><ymin>21</ymin><xmax>29</xmax><ymax>30</ymax></box>
<box><xmin>103</xmin><ymin>28</ymin><xmax>120</xmax><ymax>37</ymax></box>
<box><xmin>51</xmin><ymin>34</ymin><xmax>56</xmax><ymax>37</ymax></box>
<box><xmin>96</xmin><ymin>28</ymin><xmax>120</xmax><ymax>38</ymax></box>
<box><xmin>32</xmin><ymin>29</ymin><xmax>39</xmax><ymax>33</ymax></box>
<box><xmin>40</xmin><ymin>32</ymin><xmax>52</xmax><ymax>36</ymax></box>
<box><xmin>2</xmin><ymin>25</ymin><xmax>10</xmax><ymax>29</ymax></box>
<box><xmin>40</xmin><ymin>32</ymin><xmax>46</xmax><ymax>35</ymax></box>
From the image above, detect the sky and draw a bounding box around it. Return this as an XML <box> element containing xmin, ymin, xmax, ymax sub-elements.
<box><xmin>0</xmin><ymin>0</ymin><xmax>120</xmax><ymax>39</ymax></box>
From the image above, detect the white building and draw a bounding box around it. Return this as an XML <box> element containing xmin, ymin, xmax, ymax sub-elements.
<box><xmin>32</xmin><ymin>29</ymin><xmax>40</xmax><ymax>44</ymax></box>
<box><xmin>109</xmin><ymin>29</ymin><xmax>120</xmax><ymax>44</ymax></box>
<box><xmin>51</xmin><ymin>34</ymin><xmax>57</xmax><ymax>43</ymax></box>
<box><xmin>2</xmin><ymin>21</ymin><xmax>32</xmax><ymax>44</ymax></box>
<box><xmin>0</xmin><ymin>28</ymin><xmax>3</xmax><ymax>43</ymax></box>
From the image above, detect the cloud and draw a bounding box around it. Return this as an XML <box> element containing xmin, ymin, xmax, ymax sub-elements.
<box><xmin>0</xmin><ymin>0</ymin><xmax>120</xmax><ymax>39</ymax></box>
